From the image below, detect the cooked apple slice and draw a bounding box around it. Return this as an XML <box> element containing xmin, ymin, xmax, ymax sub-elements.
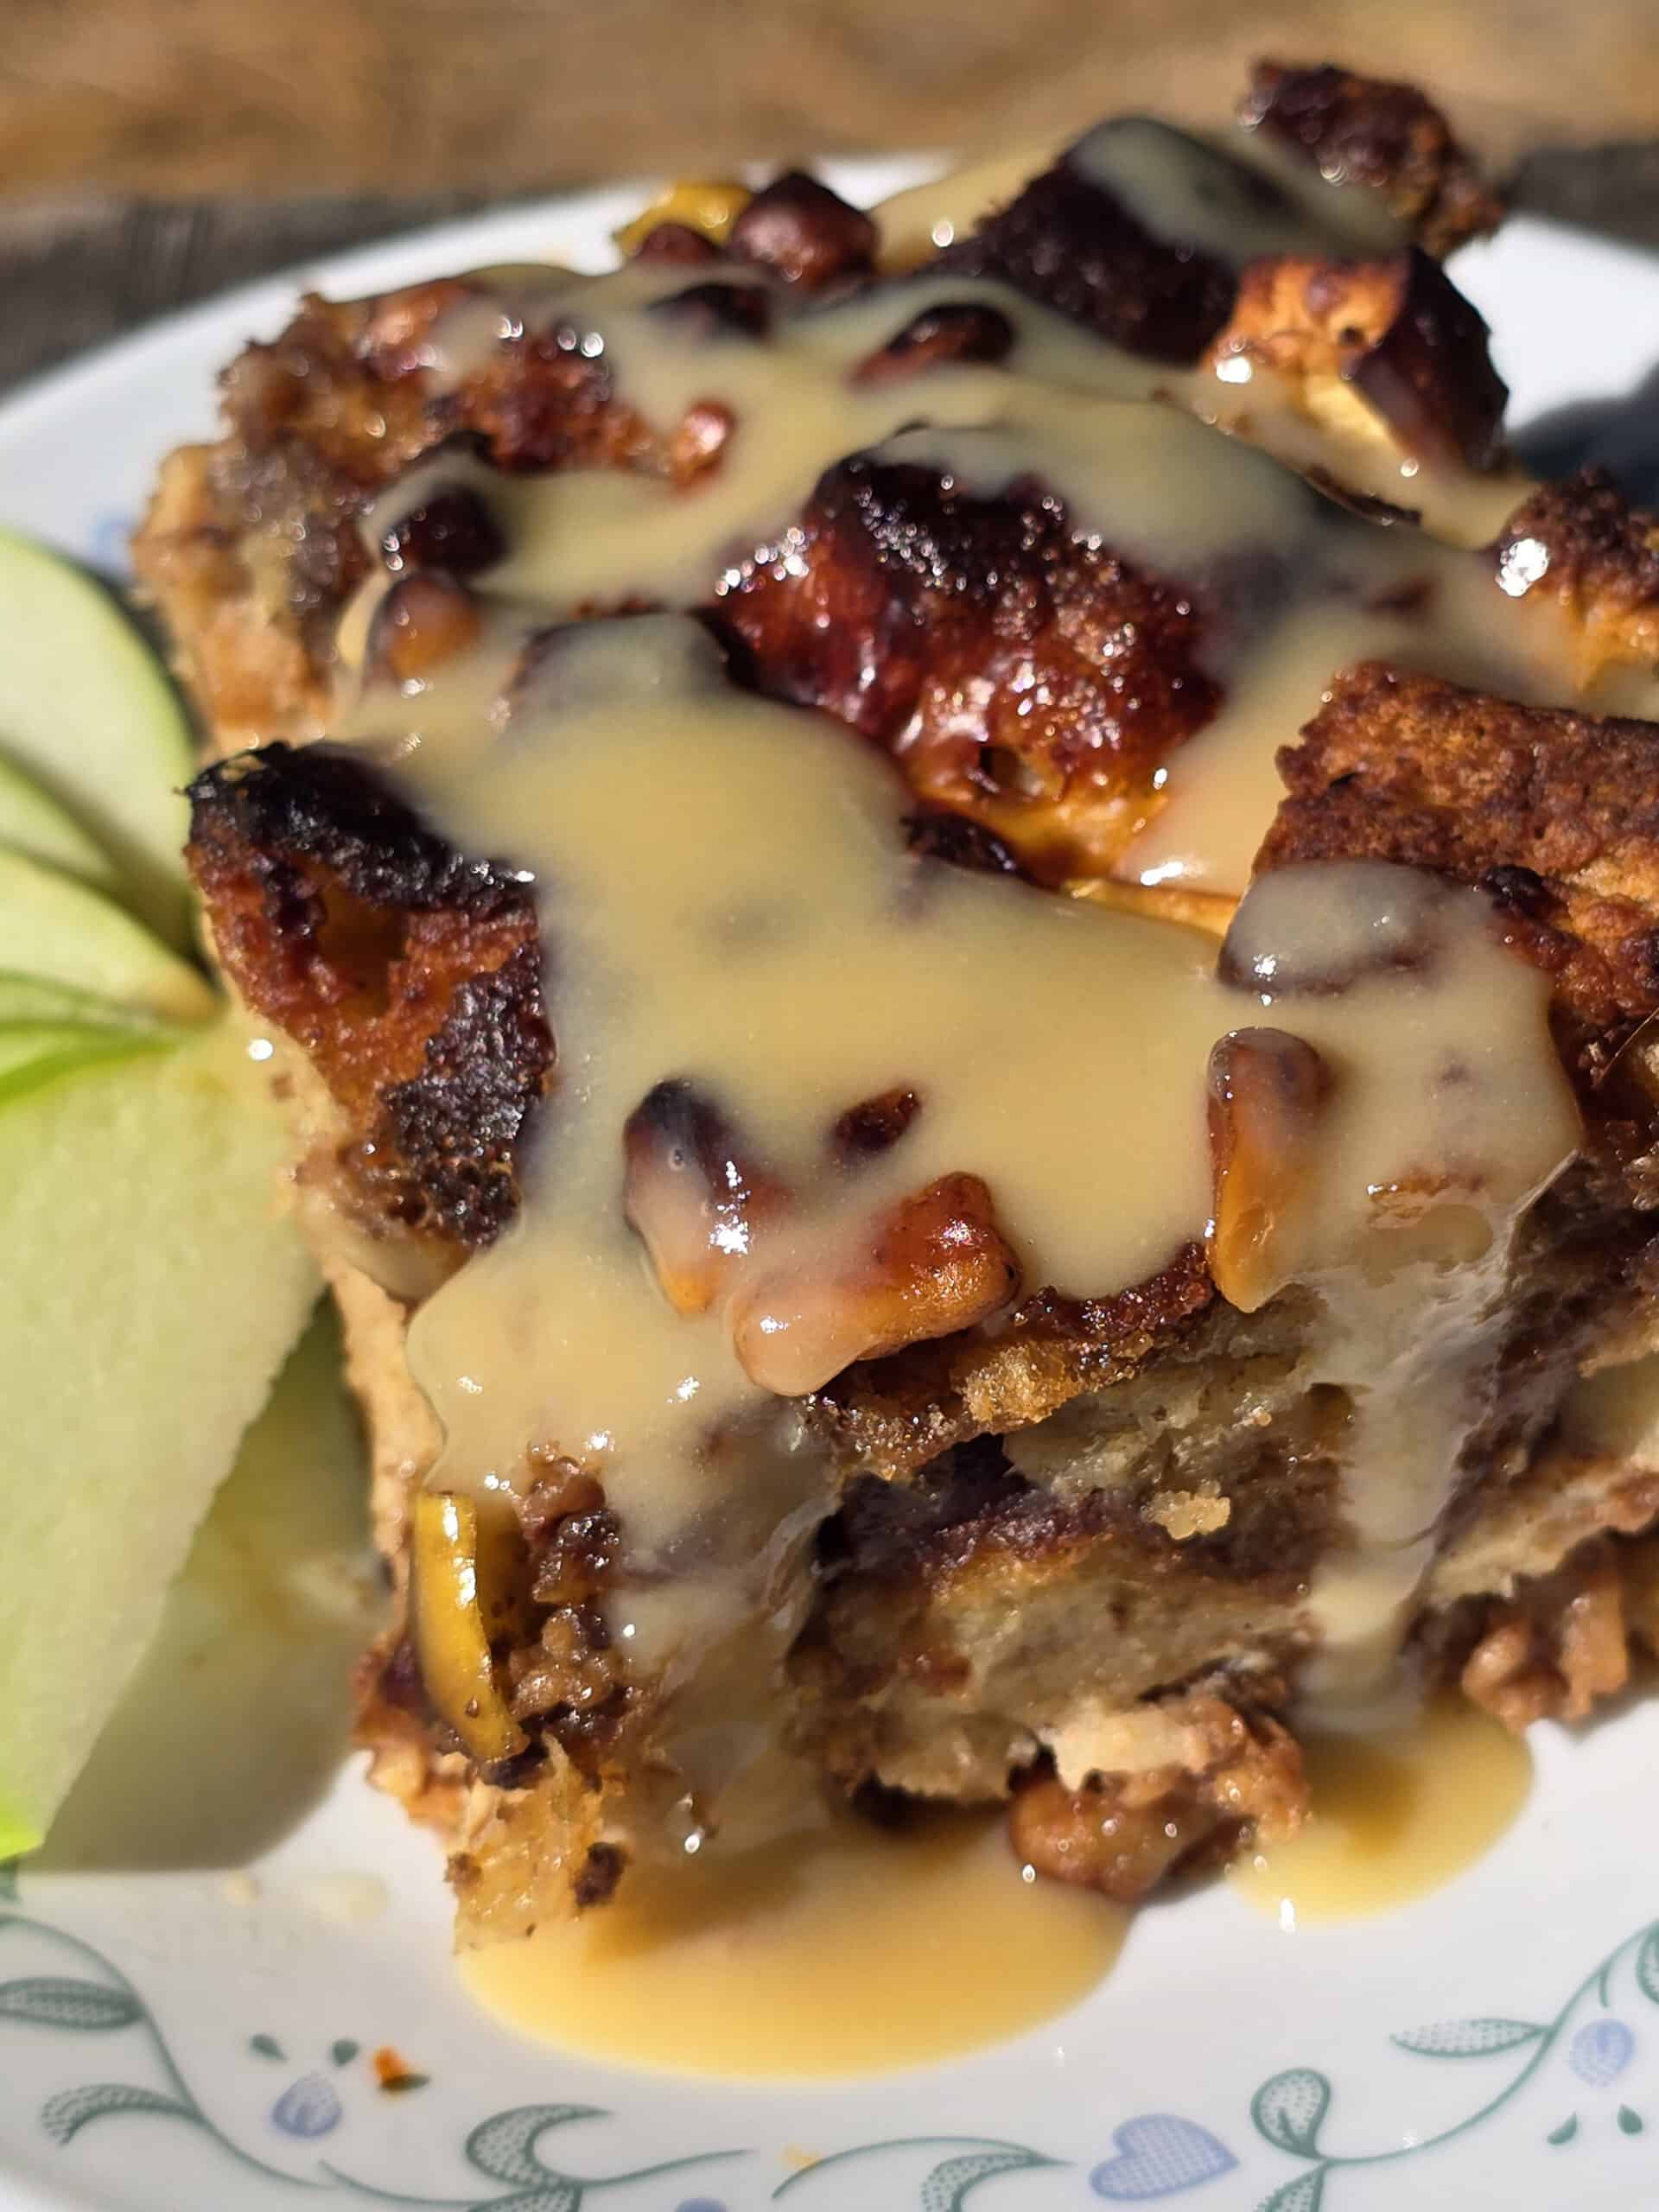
<box><xmin>0</xmin><ymin>846</ymin><xmax>213</xmax><ymax>1021</ymax></box>
<box><xmin>0</xmin><ymin>748</ymin><xmax>119</xmax><ymax>893</ymax></box>
<box><xmin>0</xmin><ymin>1017</ymin><xmax>320</xmax><ymax>1858</ymax></box>
<box><xmin>0</xmin><ymin>528</ymin><xmax>194</xmax><ymax>946</ymax></box>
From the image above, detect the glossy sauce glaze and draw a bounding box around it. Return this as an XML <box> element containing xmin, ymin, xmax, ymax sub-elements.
<box><xmin>348</xmin><ymin>226</ymin><xmax>1637</xmax><ymax>902</ymax></box>
<box><xmin>349</xmin><ymin>613</ymin><xmax>1577</xmax><ymax>1738</ymax></box>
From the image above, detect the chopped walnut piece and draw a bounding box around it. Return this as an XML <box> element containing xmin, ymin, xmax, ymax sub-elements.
<box><xmin>1010</xmin><ymin>1691</ymin><xmax>1304</xmax><ymax>1901</ymax></box>
<box><xmin>732</xmin><ymin>1172</ymin><xmax>1021</xmax><ymax>1396</ymax></box>
<box><xmin>1459</xmin><ymin>1545</ymin><xmax>1630</xmax><ymax>1728</ymax></box>
<box><xmin>1206</xmin><ymin>1027</ymin><xmax>1332</xmax><ymax>1313</ymax></box>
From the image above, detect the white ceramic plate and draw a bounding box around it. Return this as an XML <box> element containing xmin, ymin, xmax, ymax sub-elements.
<box><xmin>4</xmin><ymin>166</ymin><xmax>1659</xmax><ymax>2212</ymax></box>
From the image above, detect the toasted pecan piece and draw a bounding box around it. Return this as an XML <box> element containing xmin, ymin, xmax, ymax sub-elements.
<box><xmin>623</xmin><ymin>1078</ymin><xmax>786</xmax><ymax>1316</ymax></box>
<box><xmin>1206</xmin><ymin>1028</ymin><xmax>1333</xmax><ymax>1313</ymax></box>
<box><xmin>732</xmin><ymin>1172</ymin><xmax>1022</xmax><ymax>1396</ymax></box>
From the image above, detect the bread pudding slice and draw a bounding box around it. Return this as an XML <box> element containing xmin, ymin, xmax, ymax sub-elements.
<box><xmin>140</xmin><ymin>64</ymin><xmax>1659</xmax><ymax>1942</ymax></box>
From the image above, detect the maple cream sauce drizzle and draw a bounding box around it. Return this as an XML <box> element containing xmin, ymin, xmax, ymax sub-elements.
<box><xmin>342</xmin><ymin>601</ymin><xmax>1578</xmax><ymax>1726</ymax></box>
<box><xmin>356</xmin><ymin>206</ymin><xmax>1655</xmax><ymax>911</ymax></box>
<box><xmin>329</xmin><ymin>132</ymin><xmax>1611</xmax><ymax>1759</ymax></box>
<box><xmin>1066</xmin><ymin>117</ymin><xmax>1408</xmax><ymax>262</ymax></box>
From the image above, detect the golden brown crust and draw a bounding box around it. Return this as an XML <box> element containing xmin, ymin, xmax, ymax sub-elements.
<box><xmin>1211</xmin><ymin>248</ymin><xmax>1506</xmax><ymax>469</ymax></box>
<box><xmin>1262</xmin><ymin>661</ymin><xmax>1659</xmax><ymax>1069</ymax></box>
<box><xmin>716</xmin><ymin>454</ymin><xmax>1222</xmax><ymax>885</ymax></box>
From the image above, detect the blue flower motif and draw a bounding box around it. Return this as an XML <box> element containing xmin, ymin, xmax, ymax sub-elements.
<box><xmin>270</xmin><ymin>2070</ymin><xmax>343</xmax><ymax>2139</ymax></box>
<box><xmin>1090</xmin><ymin>2115</ymin><xmax>1236</xmax><ymax>2199</ymax></box>
<box><xmin>675</xmin><ymin>2201</ymin><xmax>728</xmax><ymax>2212</ymax></box>
<box><xmin>1570</xmin><ymin>2018</ymin><xmax>1635</xmax><ymax>2088</ymax></box>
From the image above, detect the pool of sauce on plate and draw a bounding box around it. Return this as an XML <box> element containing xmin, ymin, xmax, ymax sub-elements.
<box><xmin>461</xmin><ymin>1792</ymin><xmax>1125</xmax><ymax>2076</ymax></box>
<box><xmin>464</xmin><ymin>1697</ymin><xmax>1530</xmax><ymax>2074</ymax></box>
<box><xmin>1230</xmin><ymin>1694</ymin><xmax>1534</xmax><ymax>1928</ymax></box>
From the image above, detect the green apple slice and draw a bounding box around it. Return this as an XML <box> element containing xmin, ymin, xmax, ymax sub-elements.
<box><xmin>0</xmin><ymin>747</ymin><xmax>119</xmax><ymax>893</ymax></box>
<box><xmin>0</xmin><ymin>846</ymin><xmax>213</xmax><ymax>1021</ymax></box>
<box><xmin>0</xmin><ymin>529</ymin><xmax>194</xmax><ymax>948</ymax></box>
<box><xmin>0</xmin><ymin>973</ymin><xmax>156</xmax><ymax>1028</ymax></box>
<box><xmin>41</xmin><ymin>1305</ymin><xmax>386</xmax><ymax>1870</ymax></box>
<box><xmin>0</xmin><ymin>1017</ymin><xmax>320</xmax><ymax>1856</ymax></box>
<box><xmin>0</xmin><ymin>1019</ymin><xmax>164</xmax><ymax>1094</ymax></box>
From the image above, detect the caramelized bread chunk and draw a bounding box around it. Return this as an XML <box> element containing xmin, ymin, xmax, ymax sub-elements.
<box><xmin>1262</xmin><ymin>661</ymin><xmax>1659</xmax><ymax>1068</ymax></box>
<box><xmin>188</xmin><ymin>742</ymin><xmax>552</xmax><ymax>1262</ymax></box>
<box><xmin>1240</xmin><ymin>60</ymin><xmax>1504</xmax><ymax>257</ymax></box>
<box><xmin>715</xmin><ymin>454</ymin><xmax>1222</xmax><ymax>884</ymax></box>
<box><xmin>135</xmin><ymin>63</ymin><xmax>1510</xmax><ymax>771</ymax></box>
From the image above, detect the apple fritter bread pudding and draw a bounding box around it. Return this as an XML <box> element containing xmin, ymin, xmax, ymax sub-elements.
<box><xmin>136</xmin><ymin>61</ymin><xmax>1659</xmax><ymax>1939</ymax></box>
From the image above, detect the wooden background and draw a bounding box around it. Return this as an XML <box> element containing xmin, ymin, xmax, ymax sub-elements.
<box><xmin>4</xmin><ymin>0</ymin><xmax>1658</xmax><ymax>196</ymax></box>
<box><xmin>5</xmin><ymin>0</ymin><xmax>1659</xmax><ymax>399</ymax></box>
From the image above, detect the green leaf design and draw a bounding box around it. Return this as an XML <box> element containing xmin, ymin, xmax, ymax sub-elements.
<box><xmin>466</xmin><ymin>2105</ymin><xmax>607</xmax><ymax>2185</ymax></box>
<box><xmin>41</xmin><ymin>2083</ymin><xmax>199</xmax><ymax>2145</ymax></box>
<box><xmin>1255</xmin><ymin>2172</ymin><xmax>1325</xmax><ymax>2212</ymax></box>
<box><xmin>1635</xmin><ymin>1928</ymin><xmax>1659</xmax><ymax>2005</ymax></box>
<box><xmin>331</xmin><ymin>2037</ymin><xmax>359</xmax><ymax>2066</ymax></box>
<box><xmin>1547</xmin><ymin>2116</ymin><xmax>1579</xmax><ymax>2146</ymax></box>
<box><xmin>1618</xmin><ymin>2105</ymin><xmax>1644</xmax><ymax>2135</ymax></box>
<box><xmin>1251</xmin><ymin>2070</ymin><xmax>1332</xmax><ymax>2158</ymax></box>
<box><xmin>1392</xmin><ymin>2018</ymin><xmax>1546</xmax><ymax>2057</ymax></box>
<box><xmin>249</xmin><ymin>2033</ymin><xmax>285</xmax><ymax>2061</ymax></box>
<box><xmin>919</xmin><ymin>2148</ymin><xmax>1062</xmax><ymax>2210</ymax></box>
<box><xmin>469</xmin><ymin>2190</ymin><xmax>580</xmax><ymax>2212</ymax></box>
<box><xmin>0</xmin><ymin>1976</ymin><xmax>141</xmax><ymax>2031</ymax></box>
